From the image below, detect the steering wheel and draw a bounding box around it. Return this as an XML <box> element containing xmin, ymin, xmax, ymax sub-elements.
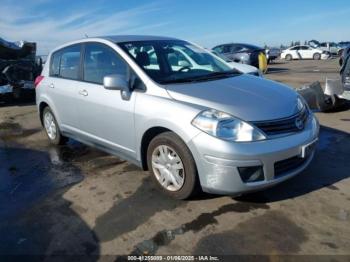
<box><xmin>178</xmin><ymin>66</ymin><xmax>191</xmax><ymax>72</ymax></box>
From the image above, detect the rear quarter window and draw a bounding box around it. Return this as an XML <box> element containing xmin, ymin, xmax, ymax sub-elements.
<box><xmin>59</xmin><ymin>45</ymin><xmax>81</xmax><ymax>80</ymax></box>
<box><xmin>49</xmin><ymin>45</ymin><xmax>81</xmax><ymax>80</ymax></box>
<box><xmin>50</xmin><ymin>52</ymin><xmax>61</xmax><ymax>76</ymax></box>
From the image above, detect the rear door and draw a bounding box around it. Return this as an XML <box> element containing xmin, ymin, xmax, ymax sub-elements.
<box><xmin>47</xmin><ymin>44</ymin><xmax>82</xmax><ymax>130</ymax></box>
<box><xmin>74</xmin><ymin>42</ymin><xmax>136</xmax><ymax>159</ymax></box>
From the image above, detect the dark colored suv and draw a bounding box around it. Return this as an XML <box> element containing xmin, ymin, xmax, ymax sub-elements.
<box><xmin>212</xmin><ymin>43</ymin><xmax>265</xmax><ymax>68</ymax></box>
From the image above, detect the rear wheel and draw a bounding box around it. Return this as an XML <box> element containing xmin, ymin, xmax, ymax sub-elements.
<box><xmin>285</xmin><ymin>54</ymin><xmax>292</xmax><ymax>61</ymax></box>
<box><xmin>313</xmin><ymin>53</ymin><xmax>321</xmax><ymax>60</ymax></box>
<box><xmin>147</xmin><ymin>132</ymin><xmax>199</xmax><ymax>199</ymax></box>
<box><xmin>42</xmin><ymin>107</ymin><xmax>67</xmax><ymax>145</ymax></box>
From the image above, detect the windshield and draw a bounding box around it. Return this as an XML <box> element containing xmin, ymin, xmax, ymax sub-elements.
<box><xmin>118</xmin><ymin>40</ymin><xmax>238</xmax><ymax>84</ymax></box>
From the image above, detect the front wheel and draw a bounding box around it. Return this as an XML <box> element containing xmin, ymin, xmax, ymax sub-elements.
<box><xmin>285</xmin><ymin>54</ymin><xmax>292</xmax><ymax>61</ymax></box>
<box><xmin>313</xmin><ymin>53</ymin><xmax>321</xmax><ymax>60</ymax></box>
<box><xmin>42</xmin><ymin>107</ymin><xmax>67</xmax><ymax>145</ymax></box>
<box><xmin>147</xmin><ymin>132</ymin><xmax>199</xmax><ymax>199</ymax></box>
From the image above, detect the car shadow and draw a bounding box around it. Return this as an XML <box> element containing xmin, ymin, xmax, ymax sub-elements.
<box><xmin>266</xmin><ymin>67</ymin><xmax>289</xmax><ymax>74</ymax></box>
<box><xmin>0</xmin><ymin>145</ymin><xmax>100</xmax><ymax>259</ymax></box>
<box><xmin>235</xmin><ymin>125</ymin><xmax>350</xmax><ymax>204</ymax></box>
<box><xmin>0</xmin><ymin>98</ymin><xmax>36</xmax><ymax>107</ymax></box>
<box><xmin>268</xmin><ymin>60</ymin><xmax>286</xmax><ymax>65</ymax></box>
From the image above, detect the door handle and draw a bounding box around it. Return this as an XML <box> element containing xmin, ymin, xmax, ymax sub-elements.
<box><xmin>79</xmin><ymin>89</ymin><xmax>88</xmax><ymax>96</ymax></box>
<box><xmin>49</xmin><ymin>83</ymin><xmax>54</xmax><ymax>88</ymax></box>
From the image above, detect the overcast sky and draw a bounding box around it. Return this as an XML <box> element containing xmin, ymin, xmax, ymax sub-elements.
<box><xmin>1</xmin><ymin>0</ymin><xmax>349</xmax><ymax>54</ymax></box>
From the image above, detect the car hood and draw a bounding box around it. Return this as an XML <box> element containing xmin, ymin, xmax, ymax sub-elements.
<box><xmin>165</xmin><ymin>75</ymin><xmax>300</xmax><ymax>122</ymax></box>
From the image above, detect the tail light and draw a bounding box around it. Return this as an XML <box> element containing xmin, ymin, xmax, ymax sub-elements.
<box><xmin>34</xmin><ymin>75</ymin><xmax>44</xmax><ymax>88</ymax></box>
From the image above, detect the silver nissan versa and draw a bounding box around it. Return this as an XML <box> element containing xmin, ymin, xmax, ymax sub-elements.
<box><xmin>36</xmin><ymin>35</ymin><xmax>319</xmax><ymax>199</ymax></box>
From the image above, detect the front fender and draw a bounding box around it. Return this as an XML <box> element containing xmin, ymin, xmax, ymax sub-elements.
<box><xmin>134</xmin><ymin>93</ymin><xmax>204</xmax><ymax>162</ymax></box>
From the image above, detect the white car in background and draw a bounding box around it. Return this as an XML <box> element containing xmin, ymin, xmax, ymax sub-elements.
<box><xmin>281</xmin><ymin>45</ymin><xmax>330</xmax><ymax>61</ymax></box>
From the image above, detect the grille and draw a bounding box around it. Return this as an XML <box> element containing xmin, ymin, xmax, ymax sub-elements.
<box><xmin>252</xmin><ymin>108</ymin><xmax>309</xmax><ymax>136</ymax></box>
<box><xmin>274</xmin><ymin>156</ymin><xmax>307</xmax><ymax>177</ymax></box>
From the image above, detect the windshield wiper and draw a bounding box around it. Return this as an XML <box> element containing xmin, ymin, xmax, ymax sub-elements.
<box><xmin>160</xmin><ymin>70</ymin><xmax>241</xmax><ymax>84</ymax></box>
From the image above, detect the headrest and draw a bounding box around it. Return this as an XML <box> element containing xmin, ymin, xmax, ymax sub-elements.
<box><xmin>135</xmin><ymin>51</ymin><xmax>150</xmax><ymax>67</ymax></box>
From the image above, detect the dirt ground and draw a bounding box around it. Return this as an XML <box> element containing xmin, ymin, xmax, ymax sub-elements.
<box><xmin>0</xmin><ymin>58</ymin><xmax>349</xmax><ymax>260</ymax></box>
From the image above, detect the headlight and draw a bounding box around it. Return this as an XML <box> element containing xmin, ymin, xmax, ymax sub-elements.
<box><xmin>297</xmin><ymin>96</ymin><xmax>305</xmax><ymax>111</ymax></box>
<box><xmin>297</xmin><ymin>95</ymin><xmax>309</xmax><ymax>112</ymax></box>
<box><xmin>191</xmin><ymin>109</ymin><xmax>266</xmax><ymax>142</ymax></box>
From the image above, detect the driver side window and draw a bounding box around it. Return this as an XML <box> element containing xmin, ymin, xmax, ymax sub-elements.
<box><xmin>83</xmin><ymin>43</ymin><xmax>127</xmax><ymax>84</ymax></box>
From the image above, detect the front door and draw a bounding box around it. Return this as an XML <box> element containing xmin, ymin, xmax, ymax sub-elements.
<box><xmin>75</xmin><ymin>42</ymin><xmax>136</xmax><ymax>159</ymax></box>
<box><xmin>299</xmin><ymin>46</ymin><xmax>313</xmax><ymax>59</ymax></box>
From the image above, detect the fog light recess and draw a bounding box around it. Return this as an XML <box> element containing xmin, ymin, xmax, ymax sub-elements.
<box><xmin>238</xmin><ymin>166</ymin><xmax>264</xmax><ymax>183</ymax></box>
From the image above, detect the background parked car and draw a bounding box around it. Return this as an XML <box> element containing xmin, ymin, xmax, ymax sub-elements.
<box><xmin>318</xmin><ymin>42</ymin><xmax>342</xmax><ymax>55</ymax></box>
<box><xmin>212</xmin><ymin>43</ymin><xmax>267</xmax><ymax>71</ymax></box>
<box><xmin>265</xmin><ymin>47</ymin><xmax>281</xmax><ymax>63</ymax></box>
<box><xmin>211</xmin><ymin>50</ymin><xmax>262</xmax><ymax>77</ymax></box>
<box><xmin>0</xmin><ymin>37</ymin><xmax>42</xmax><ymax>101</ymax></box>
<box><xmin>338</xmin><ymin>41</ymin><xmax>350</xmax><ymax>49</ymax></box>
<box><xmin>281</xmin><ymin>45</ymin><xmax>329</xmax><ymax>61</ymax></box>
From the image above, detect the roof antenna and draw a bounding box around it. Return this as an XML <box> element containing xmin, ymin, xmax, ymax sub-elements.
<box><xmin>85</xmin><ymin>34</ymin><xmax>89</xmax><ymax>38</ymax></box>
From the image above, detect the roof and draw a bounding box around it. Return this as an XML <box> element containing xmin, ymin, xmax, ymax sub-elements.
<box><xmin>213</xmin><ymin>43</ymin><xmax>262</xmax><ymax>50</ymax></box>
<box><xmin>98</xmin><ymin>35</ymin><xmax>180</xmax><ymax>43</ymax></box>
<box><xmin>49</xmin><ymin>35</ymin><xmax>182</xmax><ymax>54</ymax></box>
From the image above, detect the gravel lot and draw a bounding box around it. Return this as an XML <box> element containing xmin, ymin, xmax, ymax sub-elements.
<box><xmin>0</xmin><ymin>58</ymin><xmax>349</xmax><ymax>259</ymax></box>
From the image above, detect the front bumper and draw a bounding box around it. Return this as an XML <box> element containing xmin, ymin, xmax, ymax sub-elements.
<box><xmin>188</xmin><ymin>114</ymin><xmax>319</xmax><ymax>195</ymax></box>
<box><xmin>321</xmin><ymin>53</ymin><xmax>330</xmax><ymax>60</ymax></box>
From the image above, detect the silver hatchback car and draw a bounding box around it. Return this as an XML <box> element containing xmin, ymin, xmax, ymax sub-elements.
<box><xmin>36</xmin><ymin>35</ymin><xmax>319</xmax><ymax>199</ymax></box>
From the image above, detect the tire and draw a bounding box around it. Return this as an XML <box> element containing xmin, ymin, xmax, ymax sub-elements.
<box><xmin>42</xmin><ymin>107</ymin><xmax>67</xmax><ymax>145</ymax></box>
<box><xmin>147</xmin><ymin>131</ymin><xmax>199</xmax><ymax>200</ymax></box>
<box><xmin>285</xmin><ymin>54</ymin><xmax>292</xmax><ymax>61</ymax></box>
<box><xmin>313</xmin><ymin>53</ymin><xmax>321</xmax><ymax>60</ymax></box>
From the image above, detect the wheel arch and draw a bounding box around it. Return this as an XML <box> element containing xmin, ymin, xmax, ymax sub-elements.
<box><xmin>139</xmin><ymin>122</ymin><xmax>200</xmax><ymax>171</ymax></box>
<box><xmin>39</xmin><ymin>101</ymin><xmax>49</xmax><ymax>126</ymax></box>
<box><xmin>140</xmin><ymin>126</ymin><xmax>173</xmax><ymax>170</ymax></box>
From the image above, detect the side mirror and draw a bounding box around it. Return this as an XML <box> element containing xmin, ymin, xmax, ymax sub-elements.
<box><xmin>103</xmin><ymin>74</ymin><xmax>128</xmax><ymax>91</ymax></box>
<box><xmin>103</xmin><ymin>74</ymin><xmax>131</xmax><ymax>100</ymax></box>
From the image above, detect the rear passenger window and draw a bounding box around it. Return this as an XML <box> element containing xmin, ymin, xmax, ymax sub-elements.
<box><xmin>229</xmin><ymin>46</ymin><xmax>243</xmax><ymax>52</ymax></box>
<box><xmin>83</xmin><ymin>43</ymin><xmax>127</xmax><ymax>84</ymax></box>
<box><xmin>213</xmin><ymin>46</ymin><xmax>224</xmax><ymax>53</ymax></box>
<box><xmin>59</xmin><ymin>45</ymin><xmax>81</xmax><ymax>80</ymax></box>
